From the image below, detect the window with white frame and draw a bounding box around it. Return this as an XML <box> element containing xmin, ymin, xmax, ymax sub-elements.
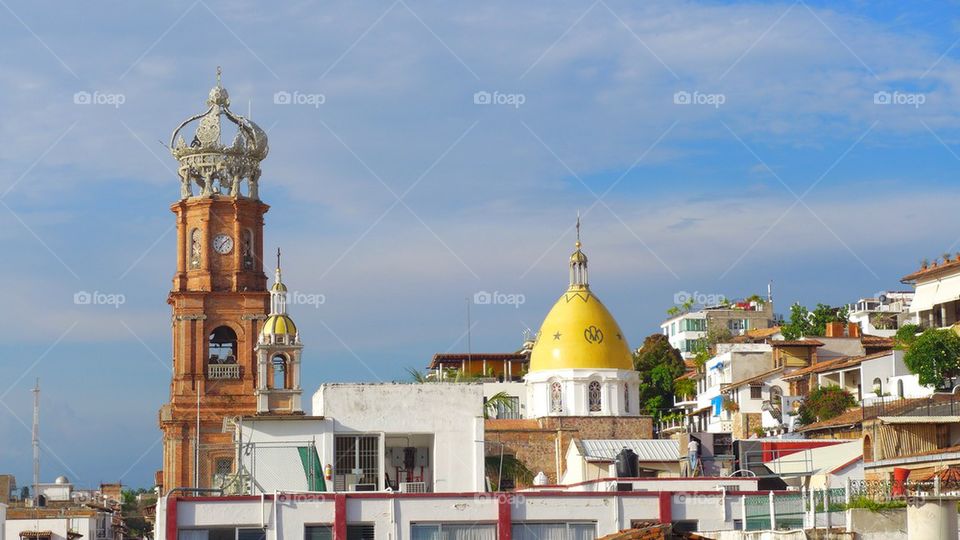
<box><xmin>411</xmin><ymin>523</ymin><xmax>496</xmax><ymax>540</ymax></box>
<box><xmin>623</xmin><ymin>383</ymin><xmax>630</xmax><ymax>413</ymax></box>
<box><xmin>588</xmin><ymin>381</ymin><xmax>602</xmax><ymax>412</ymax></box>
<box><xmin>512</xmin><ymin>522</ymin><xmax>596</xmax><ymax>540</ymax></box>
<box><xmin>550</xmin><ymin>381</ymin><xmax>563</xmax><ymax>413</ymax></box>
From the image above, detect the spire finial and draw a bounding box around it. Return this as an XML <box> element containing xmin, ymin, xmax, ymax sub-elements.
<box><xmin>276</xmin><ymin>247</ymin><xmax>281</xmax><ymax>271</ymax></box>
<box><xmin>216</xmin><ymin>66</ymin><xmax>222</xmax><ymax>87</ymax></box>
<box><xmin>575</xmin><ymin>211</ymin><xmax>582</xmax><ymax>249</ymax></box>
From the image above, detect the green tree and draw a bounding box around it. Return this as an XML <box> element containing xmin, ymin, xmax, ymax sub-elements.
<box><xmin>691</xmin><ymin>324</ymin><xmax>733</xmax><ymax>370</ymax></box>
<box><xmin>903</xmin><ymin>328</ymin><xmax>960</xmax><ymax>387</ymax></box>
<box><xmin>796</xmin><ymin>386</ymin><xmax>856</xmax><ymax>425</ymax></box>
<box><xmin>632</xmin><ymin>334</ymin><xmax>685</xmax><ymax>416</ymax></box>
<box><xmin>781</xmin><ymin>303</ymin><xmax>848</xmax><ymax>340</ymax></box>
<box><xmin>894</xmin><ymin>323</ymin><xmax>922</xmax><ymax>349</ymax></box>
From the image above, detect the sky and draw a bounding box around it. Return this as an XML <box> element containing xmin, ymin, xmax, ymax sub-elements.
<box><xmin>1</xmin><ymin>0</ymin><xmax>960</xmax><ymax>489</ymax></box>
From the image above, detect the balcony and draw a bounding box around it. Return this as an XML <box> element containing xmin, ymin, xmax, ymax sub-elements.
<box><xmin>208</xmin><ymin>363</ymin><xmax>241</xmax><ymax>379</ymax></box>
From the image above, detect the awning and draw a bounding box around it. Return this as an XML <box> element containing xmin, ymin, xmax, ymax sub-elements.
<box><xmin>911</xmin><ymin>273</ymin><xmax>960</xmax><ymax>313</ymax></box>
<box><xmin>711</xmin><ymin>396</ymin><xmax>723</xmax><ymax>417</ymax></box>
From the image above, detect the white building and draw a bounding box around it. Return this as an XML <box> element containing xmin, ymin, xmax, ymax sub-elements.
<box><xmin>660</xmin><ymin>298</ymin><xmax>775</xmax><ymax>358</ymax></box>
<box><xmin>2</xmin><ymin>477</ymin><xmax>122</xmax><ymax>540</ymax></box>
<box><xmin>560</xmin><ymin>439</ymin><xmax>682</xmax><ymax>483</ymax></box>
<box><xmin>227</xmin><ymin>382</ymin><xmax>486</xmax><ymax>495</ymax></box>
<box><xmin>846</xmin><ymin>291</ymin><xmax>915</xmax><ymax>337</ymax></box>
<box><xmin>156</xmin><ymin>476</ymin><xmax>761</xmax><ymax>540</ymax></box>
<box><xmin>690</xmin><ymin>343</ymin><xmax>774</xmax><ymax>433</ymax></box>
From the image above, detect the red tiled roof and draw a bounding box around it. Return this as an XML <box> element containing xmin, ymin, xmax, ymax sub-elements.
<box><xmin>902</xmin><ymin>259</ymin><xmax>960</xmax><ymax>283</ymax></box>
<box><xmin>771</xmin><ymin>339</ymin><xmax>824</xmax><ymax>347</ymax></box>
<box><xmin>485</xmin><ymin>418</ymin><xmax>541</xmax><ymax>431</ymax></box>
<box><xmin>721</xmin><ymin>367</ymin><xmax>784</xmax><ymax>392</ymax></box>
<box><xmin>429</xmin><ymin>352</ymin><xmax>528</xmax><ymax>369</ymax></box>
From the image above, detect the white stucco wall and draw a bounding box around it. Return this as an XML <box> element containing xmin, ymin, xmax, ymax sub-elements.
<box><xmin>313</xmin><ymin>383</ymin><xmax>485</xmax><ymax>493</ymax></box>
<box><xmin>4</xmin><ymin>515</ymin><xmax>100</xmax><ymax>540</ymax></box>
<box><xmin>159</xmin><ymin>489</ymin><xmax>753</xmax><ymax>540</ymax></box>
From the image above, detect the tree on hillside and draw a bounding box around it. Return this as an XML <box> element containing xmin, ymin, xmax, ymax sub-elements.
<box><xmin>781</xmin><ymin>303</ymin><xmax>848</xmax><ymax>340</ymax></box>
<box><xmin>903</xmin><ymin>328</ymin><xmax>960</xmax><ymax>388</ymax></box>
<box><xmin>796</xmin><ymin>386</ymin><xmax>856</xmax><ymax>426</ymax></box>
<box><xmin>894</xmin><ymin>323</ymin><xmax>922</xmax><ymax>349</ymax></box>
<box><xmin>633</xmin><ymin>334</ymin><xmax>685</xmax><ymax>416</ymax></box>
<box><xmin>691</xmin><ymin>324</ymin><xmax>733</xmax><ymax>370</ymax></box>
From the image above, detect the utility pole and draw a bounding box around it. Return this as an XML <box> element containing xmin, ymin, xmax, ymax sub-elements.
<box><xmin>32</xmin><ymin>379</ymin><xmax>40</xmax><ymax>505</ymax></box>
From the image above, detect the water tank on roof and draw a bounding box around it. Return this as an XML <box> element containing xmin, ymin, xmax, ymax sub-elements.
<box><xmin>615</xmin><ymin>448</ymin><xmax>639</xmax><ymax>478</ymax></box>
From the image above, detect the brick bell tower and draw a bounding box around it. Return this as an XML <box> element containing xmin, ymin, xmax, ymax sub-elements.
<box><xmin>159</xmin><ymin>69</ymin><xmax>271</xmax><ymax>493</ymax></box>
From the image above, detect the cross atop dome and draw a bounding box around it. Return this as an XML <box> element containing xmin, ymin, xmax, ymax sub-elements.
<box><xmin>169</xmin><ymin>68</ymin><xmax>269</xmax><ymax>200</ymax></box>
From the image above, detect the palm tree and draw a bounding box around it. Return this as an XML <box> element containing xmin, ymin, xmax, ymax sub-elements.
<box><xmin>485</xmin><ymin>454</ymin><xmax>533</xmax><ymax>490</ymax></box>
<box><xmin>484</xmin><ymin>391</ymin><xmax>517</xmax><ymax>419</ymax></box>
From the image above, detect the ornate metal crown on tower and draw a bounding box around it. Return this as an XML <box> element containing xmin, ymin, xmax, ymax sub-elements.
<box><xmin>169</xmin><ymin>68</ymin><xmax>269</xmax><ymax>200</ymax></box>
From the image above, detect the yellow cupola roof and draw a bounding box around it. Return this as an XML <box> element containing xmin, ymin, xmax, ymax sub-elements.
<box><xmin>260</xmin><ymin>248</ymin><xmax>299</xmax><ymax>340</ymax></box>
<box><xmin>529</xmin><ymin>218</ymin><xmax>633</xmax><ymax>372</ymax></box>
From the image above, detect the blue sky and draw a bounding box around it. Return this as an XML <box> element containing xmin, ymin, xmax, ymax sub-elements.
<box><xmin>2</xmin><ymin>0</ymin><xmax>960</xmax><ymax>489</ymax></box>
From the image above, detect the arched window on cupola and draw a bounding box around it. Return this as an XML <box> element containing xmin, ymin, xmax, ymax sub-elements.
<box><xmin>588</xmin><ymin>381</ymin><xmax>602</xmax><ymax>412</ymax></box>
<box><xmin>272</xmin><ymin>354</ymin><xmax>287</xmax><ymax>389</ymax></box>
<box><xmin>550</xmin><ymin>381</ymin><xmax>563</xmax><ymax>413</ymax></box>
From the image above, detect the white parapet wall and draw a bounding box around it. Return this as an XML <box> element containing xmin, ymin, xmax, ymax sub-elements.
<box><xmin>156</xmin><ymin>488</ymin><xmax>762</xmax><ymax>540</ymax></box>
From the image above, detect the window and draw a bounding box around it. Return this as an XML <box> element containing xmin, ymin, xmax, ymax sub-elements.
<box><xmin>588</xmin><ymin>381</ymin><xmax>602</xmax><ymax>412</ymax></box>
<box><xmin>237</xmin><ymin>530</ymin><xmax>266</xmax><ymax>540</ymax></box>
<box><xmin>550</xmin><ymin>382</ymin><xmax>563</xmax><ymax>413</ymax></box>
<box><xmin>937</xmin><ymin>424</ymin><xmax>951</xmax><ymax>449</ymax></box>
<box><xmin>213</xmin><ymin>457</ymin><xmax>233</xmax><ymax>486</ymax></box>
<box><xmin>334</xmin><ymin>435</ymin><xmax>379</xmax><ymax>490</ymax></box>
<box><xmin>750</xmin><ymin>385</ymin><xmax>762</xmax><ymax>400</ymax></box>
<box><xmin>208</xmin><ymin>326</ymin><xmax>238</xmax><ymax>363</ymax></box>
<box><xmin>623</xmin><ymin>383</ymin><xmax>630</xmax><ymax>413</ymax></box>
<box><xmin>96</xmin><ymin>514</ymin><xmax>108</xmax><ymax>539</ymax></box>
<box><xmin>412</xmin><ymin>524</ymin><xmax>496</xmax><ymax>540</ymax></box>
<box><xmin>728</xmin><ymin>319</ymin><xmax>747</xmax><ymax>332</ymax></box>
<box><xmin>897</xmin><ymin>379</ymin><xmax>905</xmax><ymax>398</ymax></box>
<box><xmin>685</xmin><ymin>318</ymin><xmax>707</xmax><ymax>332</ymax></box>
<box><xmin>272</xmin><ymin>354</ymin><xmax>287</xmax><ymax>389</ymax></box>
<box><xmin>489</xmin><ymin>395</ymin><xmax>520</xmax><ymax>419</ymax></box>
<box><xmin>348</xmin><ymin>525</ymin><xmax>375</xmax><ymax>540</ymax></box>
<box><xmin>512</xmin><ymin>523</ymin><xmax>595</xmax><ymax>540</ymax></box>
<box><xmin>872</xmin><ymin>378</ymin><xmax>882</xmax><ymax>396</ymax></box>
<box><xmin>242</xmin><ymin>229</ymin><xmax>254</xmax><ymax>270</ymax></box>
<box><xmin>305</xmin><ymin>526</ymin><xmax>333</xmax><ymax>540</ymax></box>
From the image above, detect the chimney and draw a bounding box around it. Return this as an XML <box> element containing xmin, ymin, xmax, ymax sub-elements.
<box><xmin>825</xmin><ymin>321</ymin><xmax>844</xmax><ymax>337</ymax></box>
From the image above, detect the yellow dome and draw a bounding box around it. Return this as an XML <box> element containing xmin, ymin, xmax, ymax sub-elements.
<box><xmin>261</xmin><ymin>314</ymin><xmax>297</xmax><ymax>337</ymax></box>
<box><xmin>529</xmin><ymin>287</ymin><xmax>633</xmax><ymax>371</ymax></box>
<box><xmin>271</xmin><ymin>281</ymin><xmax>288</xmax><ymax>293</ymax></box>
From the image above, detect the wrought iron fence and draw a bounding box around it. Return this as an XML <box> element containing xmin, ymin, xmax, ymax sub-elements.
<box><xmin>196</xmin><ymin>441</ymin><xmax>325</xmax><ymax>495</ymax></box>
<box><xmin>849</xmin><ymin>478</ymin><xmax>960</xmax><ymax>502</ymax></box>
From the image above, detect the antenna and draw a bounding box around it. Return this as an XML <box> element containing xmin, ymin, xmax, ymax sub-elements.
<box><xmin>466</xmin><ymin>298</ymin><xmax>473</xmax><ymax>374</ymax></box>
<box><xmin>32</xmin><ymin>378</ymin><xmax>39</xmax><ymax>505</ymax></box>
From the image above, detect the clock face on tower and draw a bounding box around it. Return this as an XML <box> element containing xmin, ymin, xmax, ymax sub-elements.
<box><xmin>213</xmin><ymin>234</ymin><xmax>234</xmax><ymax>254</ymax></box>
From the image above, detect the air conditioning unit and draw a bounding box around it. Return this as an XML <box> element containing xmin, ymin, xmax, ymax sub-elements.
<box><xmin>349</xmin><ymin>483</ymin><xmax>377</xmax><ymax>492</ymax></box>
<box><xmin>399</xmin><ymin>482</ymin><xmax>426</xmax><ymax>493</ymax></box>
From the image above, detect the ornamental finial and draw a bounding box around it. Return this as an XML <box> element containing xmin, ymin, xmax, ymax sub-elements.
<box><xmin>575</xmin><ymin>211</ymin><xmax>581</xmax><ymax>249</ymax></box>
<box><xmin>276</xmin><ymin>247</ymin><xmax>281</xmax><ymax>271</ymax></box>
<box><xmin>216</xmin><ymin>66</ymin><xmax>222</xmax><ymax>87</ymax></box>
